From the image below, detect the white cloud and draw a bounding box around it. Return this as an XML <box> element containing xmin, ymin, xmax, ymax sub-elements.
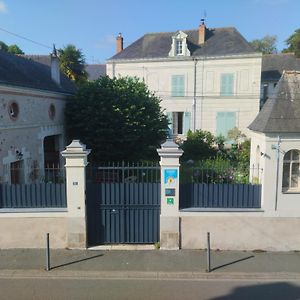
<box><xmin>95</xmin><ymin>35</ymin><xmax>116</xmax><ymax>49</ymax></box>
<box><xmin>0</xmin><ymin>1</ymin><xmax>7</xmax><ymax>13</ymax></box>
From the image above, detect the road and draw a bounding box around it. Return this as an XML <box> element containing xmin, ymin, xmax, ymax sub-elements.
<box><xmin>1</xmin><ymin>276</ymin><xmax>300</xmax><ymax>300</ymax></box>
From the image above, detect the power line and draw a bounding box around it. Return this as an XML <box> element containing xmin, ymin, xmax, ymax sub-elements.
<box><xmin>0</xmin><ymin>26</ymin><xmax>52</xmax><ymax>50</ymax></box>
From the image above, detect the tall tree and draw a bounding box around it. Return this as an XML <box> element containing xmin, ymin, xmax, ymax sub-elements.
<box><xmin>249</xmin><ymin>35</ymin><xmax>277</xmax><ymax>54</ymax></box>
<box><xmin>65</xmin><ymin>76</ymin><xmax>169</xmax><ymax>162</ymax></box>
<box><xmin>283</xmin><ymin>28</ymin><xmax>300</xmax><ymax>57</ymax></box>
<box><xmin>58</xmin><ymin>44</ymin><xmax>87</xmax><ymax>85</ymax></box>
<box><xmin>7</xmin><ymin>44</ymin><xmax>24</xmax><ymax>55</ymax></box>
<box><xmin>0</xmin><ymin>41</ymin><xmax>8</xmax><ymax>52</ymax></box>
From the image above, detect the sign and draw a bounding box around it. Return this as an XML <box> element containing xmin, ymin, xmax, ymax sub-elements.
<box><xmin>165</xmin><ymin>188</ymin><xmax>175</xmax><ymax>196</ymax></box>
<box><xmin>164</xmin><ymin>169</ymin><xmax>178</xmax><ymax>187</ymax></box>
<box><xmin>167</xmin><ymin>197</ymin><xmax>174</xmax><ymax>205</ymax></box>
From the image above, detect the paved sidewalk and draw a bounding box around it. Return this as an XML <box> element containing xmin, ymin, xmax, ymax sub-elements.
<box><xmin>1</xmin><ymin>249</ymin><xmax>300</xmax><ymax>279</ymax></box>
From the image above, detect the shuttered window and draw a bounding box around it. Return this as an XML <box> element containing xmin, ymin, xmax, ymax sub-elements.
<box><xmin>220</xmin><ymin>73</ymin><xmax>234</xmax><ymax>96</ymax></box>
<box><xmin>216</xmin><ymin>112</ymin><xmax>236</xmax><ymax>138</ymax></box>
<box><xmin>171</xmin><ymin>75</ymin><xmax>185</xmax><ymax>97</ymax></box>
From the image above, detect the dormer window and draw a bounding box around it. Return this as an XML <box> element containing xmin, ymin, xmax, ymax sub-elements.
<box><xmin>176</xmin><ymin>40</ymin><xmax>183</xmax><ymax>55</ymax></box>
<box><xmin>169</xmin><ymin>31</ymin><xmax>190</xmax><ymax>57</ymax></box>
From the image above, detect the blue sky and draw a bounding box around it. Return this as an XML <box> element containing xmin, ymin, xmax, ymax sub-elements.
<box><xmin>0</xmin><ymin>0</ymin><xmax>299</xmax><ymax>63</ymax></box>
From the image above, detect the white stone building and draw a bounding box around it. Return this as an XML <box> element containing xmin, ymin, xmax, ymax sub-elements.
<box><xmin>107</xmin><ymin>22</ymin><xmax>262</xmax><ymax>139</ymax></box>
<box><xmin>0</xmin><ymin>50</ymin><xmax>75</xmax><ymax>184</ymax></box>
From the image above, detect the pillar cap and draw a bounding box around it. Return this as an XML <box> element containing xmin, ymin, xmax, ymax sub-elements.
<box><xmin>61</xmin><ymin>140</ymin><xmax>91</xmax><ymax>157</ymax></box>
<box><xmin>157</xmin><ymin>139</ymin><xmax>183</xmax><ymax>158</ymax></box>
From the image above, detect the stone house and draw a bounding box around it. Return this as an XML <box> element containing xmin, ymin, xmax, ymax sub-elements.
<box><xmin>0</xmin><ymin>50</ymin><xmax>75</xmax><ymax>184</ymax></box>
<box><xmin>106</xmin><ymin>22</ymin><xmax>262</xmax><ymax>140</ymax></box>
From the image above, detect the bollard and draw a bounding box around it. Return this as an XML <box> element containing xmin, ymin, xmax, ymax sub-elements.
<box><xmin>206</xmin><ymin>232</ymin><xmax>211</xmax><ymax>273</ymax></box>
<box><xmin>46</xmin><ymin>233</ymin><xmax>51</xmax><ymax>271</ymax></box>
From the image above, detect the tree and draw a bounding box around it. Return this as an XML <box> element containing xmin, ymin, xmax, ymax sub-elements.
<box><xmin>180</xmin><ymin>130</ymin><xmax>217</xmax><ymax>161</ymax></box>
<box><xmin>249</xmin><ymin>35</ymin><xmax>277</xmax><ymax>54</ymax></box>
<box><xmin>58</xmin><ymin>44</ymin><xmax>87</xmax><ymax>84</ymax></box>
<box><xmin>0</xmin><ymin>41</ymin><xmax>8</xmax><ymax>52</ymax></box>
<box><xmin>65</xmin><ymin>76</ymin><xmax>169</xmax><ymax>162</ymax></box>
<box><xmin>283</xmin><ymin>28</ymin><xmax>300</xmax><ymax>57</ymax></box>
<box><xmin>7</xmin><ymin>44</ymin><xmax>24</xmax><ymax>55</ymax></box>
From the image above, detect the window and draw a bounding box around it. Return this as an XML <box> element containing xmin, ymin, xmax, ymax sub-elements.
<box><xmin>49</xmin><ymin>104</ymin><xmax>56</xmax><ymax>120</ymax></box>
<box><xmin>8</xmin><ymin>101</ymin><xmax>19</xmax><ymax>120</ymax></box>
<box><xmin>171</xmin><ymin>75</ymin><xmax>185</xmax><ymax>97</ymax></box>
<box><xmin>167</xmin><ymin>112</ymin><xmax>191</xmax><ymax>135</ymax></box>
<box><xmin>216</xmin><ymin>112</ymin><xmax>236</xmax><ymax>139</ymax></box>
<box><xmin>220</xmin><ymin>73</ymin><xmax>234</xmax><ymax>96</ymax></box>
<box><xmin>10</xmin><ymin>160</ymin><xmax>24</xmax><ymax>184</ymax></box>
<box><xmin>175</xmin><ymin>40</ymin><xmax>183</xmax><ymax>55</ymax></box>
<box><xmin>282</xmin><ymin>150</ymin><xmax>300</xmax><ymax>192</ymax></box>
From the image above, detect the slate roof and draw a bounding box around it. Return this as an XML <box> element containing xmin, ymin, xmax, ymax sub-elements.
<box><xmin>0</xmin><ymin>51</ymin><xmax>76</xmax><ymax>94</ymax></box>
<box><xmin>85</xmin><ymin>64</ymin><xmax>106</xmax><ymax>81</ymax></box>
<box><xmin>249</xmin><ymin>71</ymin><xmax>300</xmax><ymax>133</ymax></box>
<box><xmin>262</xmin><ymin>53</ymin><xmax>300</xmax><ymax>82</ymax></box>
<box><xmin>108</xmin><ymin>27</ymin><xmax>256</xmax><ymax>60</ymax></box>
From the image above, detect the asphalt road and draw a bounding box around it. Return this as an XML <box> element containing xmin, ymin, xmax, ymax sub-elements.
<box><xmin>1</xmin><ymin>277</ymin><xmax>300</xmax><ymax>300</ymax></box>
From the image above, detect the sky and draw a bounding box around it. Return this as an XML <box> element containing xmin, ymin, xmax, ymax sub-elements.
<box><xmin>0</xmin><ymin>0</ymin><xmax>299</xmax><ymax>64</ymax></box>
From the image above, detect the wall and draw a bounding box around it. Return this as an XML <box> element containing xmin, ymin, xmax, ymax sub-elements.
<box><xmin>107</xmin><ymin>54</ymin><xmax>261</xmax><ymax>137</ymax></box>
<box><xmin>180</xmin><ymin>214</ymin><xmax>300</xmax><ymax>251</ymax></box>
<box><xmin>0</xmin><ymin>85</ymin><xmax>67</xmax><ymax>183</ymax></box>
<box><xmin>0</xmin><ymin>212</ymin><xmax>68</xmax><ymax>248</ymax></box>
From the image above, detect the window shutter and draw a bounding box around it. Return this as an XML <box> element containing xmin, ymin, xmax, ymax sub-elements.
<box><xmin>220</xmin><ymin>74</ymin><xmax>234</xmax><ymax>96</ymax></box>
<box><xmin>171</xmin><ymin>75</ymin><xmax>184</xmax><ymax>97</ymax></box>
<box><xmin>183</xmin><ymin>112</ymin><xmax>191</xmax><ymax>134</ymax></box>
<box><xmin>216</xmin><ymin>112</ymin><xmax>226</xmax><ymax>136</ymax></box>
<box><xmin>216</xmin><ymin>112</ymin><xmax>236</xmax><ymax>140</ymax></box>
<box><xmin>166</xmin><ymin>112</ymin><xmax>173</xmax><ymax>133</ymax></box>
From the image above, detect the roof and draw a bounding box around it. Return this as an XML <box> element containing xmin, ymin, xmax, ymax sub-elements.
<box><xmin>0</xmin><ymin>52</ymin><xmax>76</xmax><ymax>94</ymax></box>
<box><xmin>249</xmin><ymin>71</ymin><xmax>300</xmax><ymax>133</ymax></box>
<box><xmin>108</xmin><ymin>26</ymin><xmax>256</xmax><ymax>61</ymax></box>
<box><xmin>85</xmin><ymin>64</ymin><xmax>106</xmax><ymax>81</ymax></box>
<box><xmin>262</xmin><ymin>53</ymin><xmax>300</xmax><ymax>82</ymax></box>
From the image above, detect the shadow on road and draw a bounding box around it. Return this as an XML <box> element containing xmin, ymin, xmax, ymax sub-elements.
<box><xmin>211</xmin><ymin>255</ymin><xmax>255</xmax><ymax>271</ymax></box>
<box><xmin>210</xmin><ymin>282</ymin><xmax>300</xmax><ymax>300</ymax></box>
<box><xmin>50</xmin><ymin>253</ymin><xmax>104</xmax><ymax>270</ymax></box>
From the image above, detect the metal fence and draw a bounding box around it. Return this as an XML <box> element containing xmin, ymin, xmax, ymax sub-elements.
<box><xmin>0</xmin><ymin>183</ymin><xmax>67</xmax><ymax>208</ymax></box>
<box><xmin>86</xmin><ymin>161</ymin><xmax>161</xmax><ymax>183</ymax></box>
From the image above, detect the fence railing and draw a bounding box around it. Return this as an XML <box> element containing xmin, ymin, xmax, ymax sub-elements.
<box><xmin>86</xmin><ymin>162</ymin><xmax>161</xmax><ymax>183</ymax></box>
<box><xmin>180</xmin><ymin>183</ymin><xmax>261</xmax><ymax>209</ymax></box>
<box><xmin>0</xmin><ymin>183</ymin><xmax>67</xmax><ymax>209</ymax></box>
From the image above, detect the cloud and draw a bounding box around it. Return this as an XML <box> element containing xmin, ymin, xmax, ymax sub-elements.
<box><xmin>0</xmin><ymin>1</ymin><xmax>7</xmax><ymax>13</ymax></box>
<box><xmin>95</xmin><ymin>34</ymin><xmax>116</xmax><ymax>49</ymax></box>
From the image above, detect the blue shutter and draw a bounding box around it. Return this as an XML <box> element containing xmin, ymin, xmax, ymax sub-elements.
<box><xmin>171</xmin><ymin>75</ymin><xmax>184</xmax><ymax>96</ymax></box>
<box><xmin>216</xmin><ymin>112</ymin><xmax>236</xmax><ymax>139</ymax></box>
<box><xmin>166</xmin><ymin>112</ymin><xmax>173</xmax><ymax>134</ymax></box>
<box><xmin>220</xmin><ymin>74</ymin><xmax>234</xmax><ymax>96</ymax></box>
<box><xmin>183</xmin><ymin>112</ymin><xmax>191</xmax><ymax>134</ymax></box>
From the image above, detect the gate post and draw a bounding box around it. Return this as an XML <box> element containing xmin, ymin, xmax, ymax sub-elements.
<box><xmin>61</xmin><ymin>140</ymin><xmax>91</xmax><ymax>248</ymax></box>
<box><xmin>157</xmin><ymin>139</ymin><xmax>183</xmax><ymax>250</ymax></box>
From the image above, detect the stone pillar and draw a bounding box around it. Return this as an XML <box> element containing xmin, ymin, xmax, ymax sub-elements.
<box><xmin>157</xmin><ymin>139</ymin><xmax>183</xmax><ymax>250</ymax></box>
<box><xmin>61</xmin><ymin>140</ymin><xmax>91</xmax><ymax>248</ymax></box>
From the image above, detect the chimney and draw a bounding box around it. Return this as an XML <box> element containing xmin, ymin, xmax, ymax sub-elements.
<box><xmin>50</xmin><ymin>45</ymin><xmax>60</xmax><ymax>85</ymax></box>
<box><xmin>198</xmin><ymin>20</ymin><xmax>206</xmax><ymax>45</ymax></box>
<box><xmin>116</xmin><ymin>33</ymin><xmax>123</xmax><ymax>54</ymax></box>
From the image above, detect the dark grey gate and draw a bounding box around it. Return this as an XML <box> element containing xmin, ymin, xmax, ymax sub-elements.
<box><xmin>86</xmin><ymin>163</ymin><xmax>160</xmax><ymax>246</ymax></box>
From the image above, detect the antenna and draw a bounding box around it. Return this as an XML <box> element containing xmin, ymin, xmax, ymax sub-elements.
<box><xmin>201</xmin><ymin>9</ymin><xmax>207</xmax><ymax>24</ymax></box>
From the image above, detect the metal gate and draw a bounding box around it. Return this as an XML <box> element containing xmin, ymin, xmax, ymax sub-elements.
<box><xmin>86</xmin><ymin>162</ymin><xmax>161</xmax><ymax>246</ymax></box>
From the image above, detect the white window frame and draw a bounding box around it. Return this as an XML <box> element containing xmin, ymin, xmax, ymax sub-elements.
<box><xmin>175</xmin><ymin>39</ymin><xmax>183</xmax><ymax>55</ymax></box>
<box><xmin>282</xmin><ymin>149</ymin><xmax>300</xmax><ymax>193</ymax></box>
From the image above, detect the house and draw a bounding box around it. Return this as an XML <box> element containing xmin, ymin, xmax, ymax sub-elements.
<box><xmin>106</xmin><ymin>22</ymin><xmax>262</xmax><ymax>139</ymax></box>
<box><xmin>0</xmin><ymin>50</ymin><xmax>75</xmax><ymax>184</ymax></box>
<box><xmin>260</xmin><ymin>53</ymin><xmax>300</xmax><ymax>108</ymax></box>
<box><xmin>249</xmin><ymin>71</ymin><xmax>300</xmax><ymax>212</ymax></box>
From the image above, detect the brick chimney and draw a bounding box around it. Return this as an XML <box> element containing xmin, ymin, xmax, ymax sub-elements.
<box><xmin>50</xmin><ymin>45</ymin><xmax>60</xmax><ymax>85</ymax></box>
<box><xmin>116</xmin><ymin>33</ymin><xmax>123</xmax><ymax>54</ymax></box>
<box><xmin>198</xmin><ymin>20</ymin><xmax>206</xmax><ymax>45</ymax></box>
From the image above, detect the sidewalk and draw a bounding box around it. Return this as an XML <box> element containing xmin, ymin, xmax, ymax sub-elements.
<box><xmin>1</xmin><ymin>248</ymin><xmax>300</xmax><ymax>280</ymax></box>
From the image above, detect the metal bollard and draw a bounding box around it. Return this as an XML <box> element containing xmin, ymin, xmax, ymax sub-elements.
<box><xmin>46</xmin><ymin>233</ymin><xmax>51</xmax><ymax>271</ymax></box>
<box><xmin>206</xmin><ymin>232</ymin><xmax>211</xmax><ymax>273</ymax></box>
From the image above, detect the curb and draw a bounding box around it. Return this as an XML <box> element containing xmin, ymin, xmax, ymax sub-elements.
<box><xmin>1</xmin><ymin>270</ymin><xmax>300</xmax><ymax>281</ymax></box>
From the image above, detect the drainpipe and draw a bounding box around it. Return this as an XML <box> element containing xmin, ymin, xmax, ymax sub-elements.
<box><xmin>193</xmin><ymin>58</ymin><xmax>198</xmax><ymax>132</ymax></box>
<box><xmin>274</xmin><ymin>136</ymin><xmax>281</xmax><ymax>211</ymax></box>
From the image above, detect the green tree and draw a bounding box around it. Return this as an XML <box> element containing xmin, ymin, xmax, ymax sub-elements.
<box><xmin>65</xmin><ymin>76</ymin><xmax>169</xmax><ymax>162</ymax></box>
<box><xmin>283</xmin><ymin>28</ymin><xmax>300</xmax><ymax>57</ymax></box>
<box><xmin>249</xmin><ymin>35</ymin><xmax>277</xmax><ymax>54</ymax></box>
<box><xmin>7</xmin><ymin>44</ymin><xmax>24</xmax><ymax>55</ymax></box>
<box><xmin>58</xmin><ymin>44</ymin><xmax>87</xmax><ymax>84</ymax></box>
<box><xmin>180</xmin><ymin>130</ymin><xmax>217</xmax><ymax>161</ymax></box>
<box><xmin>0</xmin><ymin>41</ymin><xmax>8</xmax><ymax>52</ymax></box>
